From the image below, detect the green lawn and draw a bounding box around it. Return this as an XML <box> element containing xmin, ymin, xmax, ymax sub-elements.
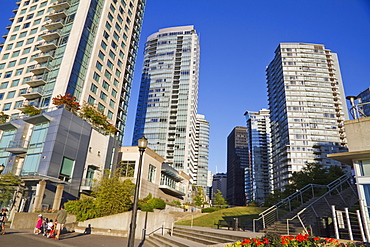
<box><xmin>176</xmin><ymin>206</ymin><xmax>266</xmax><ymax>228</ymax></box>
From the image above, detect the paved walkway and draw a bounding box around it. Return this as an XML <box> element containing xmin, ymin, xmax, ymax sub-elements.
<box><xmin>0</xmin><ymin>228</ymin><xmax>151</xmax><ymax>247</ymax></box>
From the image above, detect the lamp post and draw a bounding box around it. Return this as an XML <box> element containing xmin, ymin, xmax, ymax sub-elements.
<box><xmin>0</xmin><ymin>164</ymin><xmax>5</xmax><ymax>174</ymax></box>
<box><xmin>128</xmin><ymin>136</ymin><xmax>148</xmax><ymax>247</ymax></box>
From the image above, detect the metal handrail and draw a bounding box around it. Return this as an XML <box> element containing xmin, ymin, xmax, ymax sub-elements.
<box><xmin>253</xmin><ymin>173</ymin><xmax>352</xmax><ymax>232</ymax></box>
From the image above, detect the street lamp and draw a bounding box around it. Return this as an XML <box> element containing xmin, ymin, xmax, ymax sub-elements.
<box><xmin>0</xmin><ymin>164</ymin><xmax>5</xmax><ymax>174</ymax></box>
<box><xmin>128</xmin><ymin>136</ymin><xmax>148</xmax><ymax>247</ymax></box>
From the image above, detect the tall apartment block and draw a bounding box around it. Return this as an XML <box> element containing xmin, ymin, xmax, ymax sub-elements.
<box><xmin>132</xmin><ymin>26</ymin><xmax>200</xmax><ymax>181</ymax></box>
<box><xmin>266</xmin><ymin>43</ymin><xmax>349</xmax><ymax>191</ymax></box>
<box><xmin>244</xmin><ymin>109</ymin><xmax>272</xmax><ymax>204</ymax></box>
<box><xmin>0</xmin><ymin>0</ymin><xmax>145</xmax><ymax>212</ymax></box>
<box><xmin>212</xmin><ymin>172</ymin><xmax>227</xmax><ymax>203</ymax></box>
<box><xmin>194</xmin><ymin>114</ymin><xmax>210</xmax><ymax>189</ymax></box>
<box><xmin>227</xmin><ymin>126</ymin><xmax>249</xmax><ymax>206</ymax></box>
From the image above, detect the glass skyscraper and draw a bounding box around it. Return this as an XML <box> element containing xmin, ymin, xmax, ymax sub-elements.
<box><xmin>266</xmin><ymin>43</ymin><xmax>348</xmax><ymax>191</ymax></box>
<box><xmin>245</xmin><ymin>109</ymin><xmax>272</xmax><ymax>204</ymax></box>
<box><xmin>194</xmin><ymin>114</ymin><xmax>209</xmax><ymax>189</ymax></box>
<box><xmin>132</xmin><ymin>25</ymin><xmax>200</xmax><ymax>180</ymax></box>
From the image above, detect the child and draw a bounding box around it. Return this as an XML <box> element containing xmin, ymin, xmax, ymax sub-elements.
<box><xmin>42</xmin><ymin>218</ymin><xmax>48</xmax><ymax>236</ymax></box>
<box><xmin>34</xmin><ymin>214</ymin><xmax>43</xmax><ymax>235</ymax></box>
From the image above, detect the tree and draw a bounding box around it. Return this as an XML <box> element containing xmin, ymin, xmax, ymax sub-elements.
<box><xmin>79</xmin><ymin>103</ymin><xmax>117</xmax><ymax>135</ymax></box>
<box><xmin>0</xmin><ymin>112</ymin><xmax>9</xmax><ymax>124</ymax></box>
<box><xmin>52</xmin><ymin>93</ymin><xmax>80</xmax><ymax>113</ymax></box>
<box><xmin>20</xmin><ymin>105</ymin><xmax>42</xmax><ymax>116</ymax></box>
<box><xmin>193</xmin><ymin>186</ymin><xmax>206</xmax><ymax>207</ymax></box>
<box><xmin>92</xmin><ymin>170</ymin><xmax>135</xmax><ymax>216</ymax></box>
<box><xmin>213</xmin><ymin>189</ymin><xmax>228</xmax><ymax>207</ymax></box>
<box><xmin>0</xmin><ymin>173</ymin><xmax>21</xmax><ymax>207</ymax></box>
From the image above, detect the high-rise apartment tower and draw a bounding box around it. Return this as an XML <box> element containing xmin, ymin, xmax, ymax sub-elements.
<box><xmin>0</xmin><ymin>0</ymin><xmax>145</xmax><ymax>142</ymax></box>
<box><xmin>244</xmin><ymin>109</ymin><xmax>272</xmax><ymax>204</ymax></box>
<box><xmin>194</xmin><ymin>114</ymin><xmax>209</xmax><ymax>188</ymax></box>
<box><xmin>266</xmin><ymin>43</ymin><xmax>348</xmax><ymax>190</ymax></box>
<box><xmin>132</xmin><ymin>25</ymin><xmax>200</xmax><ymax>179</ymax></box>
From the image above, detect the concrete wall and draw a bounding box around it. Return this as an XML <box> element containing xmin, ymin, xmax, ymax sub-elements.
<box><xmin>11</xmin><ymin>212</ymin><xmax>76</xmax><ymax>230</ymax></box>
<box><xmin>344</xmin><ymin>117</ymin><xmax>370</xmax><ymax>152</ymax></box>
<box><xmin>77</xmin><ymin>211</ymin><xmax>175</xmax><ymax>239</ymax></box>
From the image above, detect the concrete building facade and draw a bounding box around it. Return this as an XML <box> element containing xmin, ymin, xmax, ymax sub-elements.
<box><xmin>266</xmin><ymin>43</ymin><xmax>348</xmax><ymax>190</ymax></box>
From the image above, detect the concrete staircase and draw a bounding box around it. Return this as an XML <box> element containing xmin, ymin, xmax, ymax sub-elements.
<box><xmin>264</xmin><ymin>186</ymin><xmax>359</xmax><ymax>236</ymax></box>
<box><xmin>146</xmin><ymin>225</ymin><xmax>264</xmax><ymax>247</ymax></box>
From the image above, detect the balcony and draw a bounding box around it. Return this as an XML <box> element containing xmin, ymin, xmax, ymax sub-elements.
<box><xmin>40</xmin><ymin>30</ymin><xmax>61</xmax><ymax>41</ymax></box>
<box><xmin>52</xmin><ymin>0</ymin><xmax>71</xmax><ymax>11</ymax></box>
<box><xmin>159</xmin><ymin>184</ymin><xmax>185</xmax><ymax>197</ymax></box>
<box><xmin>23</xmin><ymin>113</ymin><xmax>51</xmax><ymax>125</ymax></box>
<box><xmin>0</xmin><ymin>121</ymin><xmax>19</xmax><ymax>131</ymax></box>
<box><xmin>37</xmin><ymin>40</ymin><xmax>58</xmax><ymax>52</ymax></box>
<box><xmin>30</xmin><ymin>63</ymin><xmax>51</xmax><ymax>75</ymax></box>
<box><xmin>22</xmin><ymin>88</ymin><xmax>44</xmax><ymax>100</ymax></box>
<box><xmin>47</xmin><ymin>10</ymin><xmax>67</xmax><ymax>20</ymax></box>
<box><xmin>26</xmin><ymin>75</ymin><xmax>48</xmax><ymax>87</ymax></box>
<box><xmin>80</xmin><ymin>178</ymin><xmax>93</xmax><ymax>192</ymax></box>
<box><xmin>34</xmin><ymin>51</ymin><xmax>55</xmax><ymax>63</ymax></box>
<box><xmin>6</xmin><ymin>140</ymin><xmax>29</xmax><ymax>154</ymax></box>
<box><xmin>44</xmin><ymin>19</ymin><xmax>64</xmax><ymax>30</ymax></box>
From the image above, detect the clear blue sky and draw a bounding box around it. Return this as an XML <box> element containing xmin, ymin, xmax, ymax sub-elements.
<box><xmin>1</xmin><ymin>1</ymin><xmax>369</xmax><ymax>174</ymax></box>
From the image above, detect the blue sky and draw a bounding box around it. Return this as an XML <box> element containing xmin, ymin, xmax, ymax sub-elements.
<box><xmin>1</xmin><ymin>1</ymin><xmax>369</xmax><ymax>174</ymax></box>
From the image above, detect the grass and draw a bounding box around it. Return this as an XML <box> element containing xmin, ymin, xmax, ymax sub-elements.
<box><xmin>175</xmin><ymin>206</ymin><xmax>266</xmax><ymax>228</ymax></box>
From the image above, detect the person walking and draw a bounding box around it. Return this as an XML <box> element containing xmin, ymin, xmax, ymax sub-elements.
<box><xmin>34</xmin><ymin>214</ymin><xmax>43</xmax><ymax>235</ymax></box>
<box><xmin>0</xmin><ymin>208</ymin><xmax>8</xmax><ymax>235</ymax></box>
<box><xmin>54</xmin><ymin>206</ymin><xmax>67</xmax><ymax>240</ymax></box>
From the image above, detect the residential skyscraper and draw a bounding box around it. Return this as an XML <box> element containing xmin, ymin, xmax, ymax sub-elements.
<box><xmin>227</xmin><ymin>126</ymin><xmax>249</xmax><ymax>206</ymax></box>
<box><xmin>357</xmin><ymin>88</ymin><xmax>370</xmax><ymax>117</ymax></box>
<box><xmin>0</xmin><ymin>0</ymin><xmax>145</xmax><ymax>142</ymax></box>
<box><xmin>194</xmin><ymin>114</ymin><xmax>210</xmax><ymax>188</ymax></box>
<box><xmin>0</xmin><ymin>0</ymin><xmax>145</xmax><ymax>211</ymax></box>
<box><xmin>244</xmin><ymin>109</ymin><xmax>272</xmax><ymax>204</ymax></box>
<box><xmin>132</xmin><ymin>25</ymin><xmax>200</xmax><ymax>180</ymax></box>
<box><xmin>266</xmin><ymin>43</ymin><xmax>348</xmax><ymax>190</ymax></box>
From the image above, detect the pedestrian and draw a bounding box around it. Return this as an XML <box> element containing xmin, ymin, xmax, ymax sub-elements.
<box><xmin>54</xmin><ymin>205</ymin><xmax>67</xmax><ymax>240</ymax></box>
<box><xmin>34</xmin><ymin>214</ymin><xmax>43</xmax><ymax>235</ymax></box>
<box><xmin>0</xmin><ymin>208</ymin><xmax>8</xmax><ymax>235</ymax></box>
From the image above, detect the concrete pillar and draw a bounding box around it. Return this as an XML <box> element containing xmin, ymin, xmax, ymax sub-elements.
<box><xmin>52</xmin><ymin>184</ymin><xmax>64</xmax><ymax>211</ymax></box>
<box><xmin>32</xmin><ymin>180</ymin><xmax>46</xmax><ymax>212</ymax></box>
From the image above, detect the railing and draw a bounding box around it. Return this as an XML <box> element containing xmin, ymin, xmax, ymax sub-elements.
<box><xmin>7</xmin><ymin>139</ymin><xmax>29</xmax><ymax>149</ymax></box>
<box><xmin>143</xmin><ymin>223</ymin><xmax>173</xmax><ymax>240</ymax></box>
<box><xmin>253</xmin><ymin>172</ymin><xmax>354</xmax><ymax>232</ymax></box>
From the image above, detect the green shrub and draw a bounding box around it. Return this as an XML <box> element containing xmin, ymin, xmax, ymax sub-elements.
<box><xmin>172</xmin><ymin>200</ymin><xmax>181</xmax><ymax>206</ymax></box>
<box><xmin>148</xmin><ymin>198</ymin><xmax>166</xmax><ymax>210</ymax></box>
<box><xmin>64</xmin><ymin>198</ymin><xmax>99</xmax><ymax>221</ymax></box>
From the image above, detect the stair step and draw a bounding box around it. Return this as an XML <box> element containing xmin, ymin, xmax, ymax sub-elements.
<box><xmin>173</xmin><ymin>228</ymin><xmax>235</xmax><ymax>243</ymax></box>
<box><xmin>148</xmin><ymin>233</ymin><xmax>208</xmax><ymax>247</ymax></box>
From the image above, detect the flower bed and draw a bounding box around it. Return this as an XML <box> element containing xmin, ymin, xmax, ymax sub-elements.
<box><xmin>225</xmin><ymin>233</ymin><xmax>367</xmax><ymax>246</ymax></box>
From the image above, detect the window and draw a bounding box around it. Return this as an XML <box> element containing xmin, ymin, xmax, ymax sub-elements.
<box><xmin>96</xmin><ymin>61</ymin><xmax>103</xmax><ymax>71</ymax></box>
<box><xmin>20</xmin><ymin>9</ymin><xmax>27</xmax><ymax>14</ymax></box>
<box><xmin>123</xmin><ymin>33</ymin><xmax>127</xmax><ymax>41</ymax></box>
<box><xmin>11</xmin><ymin>79</ymin><xmax>20</xmax><ymax>87</ymax></box>
<box><xmin>8</xmin><ymin>61</ymin><xmax>16</xmax><ymax>68</ymax></box>
<box><xmin>119</xmin><ymin>50</ymin><xmax>124</xmax><ymax>59</ymax></box>
<box><xmin>115</xmin><ymin>69</ymin><xmax>121</xmax><ymax>78</ymax></box>
<box><xmin>3</xmin><ymin>103</ymin><xmax>12</xmax><ymax>111</ymax></box>
<box><xmin>17</xmin><ymin>17</ymin><xmax>24</xmax><ymax>23</ymax></box>
<box><xmin>117</xmin><ymin>14</ymin><xmax>123</xmax><ymax>24</ymax></box>
<box><xmin>101</xmin><ymin>40</ymin><xmax>107</xmax><ymax>50</ymax></box>
<box><xmin>115</xmin><ymin>23</ymin><xmax>121</xmax><ymax>32</ymax></box>
<box><xmin>0</xmin><ymin>63</ymin><xmax>4</xmax><ymax>69</ymax></box>
<box><xmin>30</xmin><ymin>5</ymin><xmax>37</xmax><ymax>11</ymax></box>
<box><xmin>4</xmin><ymin>71</ymin><xmax>12</xmax><ymax>78</ymax></box>
<box><xmin>105</xmin><ymin>22</ymin><xmax>112</xmax><ymax>31</ymax></box>
<box><xmin>6</xmin><ymin>44</ymin><xmax>13</xmax><ymax>50</ymax></box>
<box><xmin>19</xmin><ymin>88</ymin><xmax>27</xmax><ymax>95</ymax></box>
<box><xmin>21</xmin><ymin>153</ymin><xmax>41</xmax><ymax>175</ymax></box>
<box><xmin>26</xmin><ymin>14</ymin><xmax>34</xmax><ymax>20</ymax></box>
<box><xmin>113</xmin><ymin>32</ymin><xmax>119</xmax><ymax>41</ymax></box>
<box><xmin>98</xmin><ymin>51</ymin><xmax>105</xmax><ymax>60</ymax></box>
<box><xmin>87</xmin><ymin>95</ymin><xmax>95</xmax><ymax>105</ymax></box>
<box><xmin>19</xmin><ymin>31</ymin><xmax>27</xmax><ymax>38</ymax></box>
<box><xmin>14</xmin><ymin>100</ymin><xmax>23</xmax><ymax>109</ymax></box>
<box><xmin>15</xmin><ymin>41</ymin><xmax>24</xmax><ymax>48</ymax></box>
<box><xmin>23</xmin><ymin>22</ymin><xmax>31</xmax><ymax>28</ymax></box>
<box><xmin>109</xmin><ymin>99</ymin><xmax>115</xmax><ymax>108</ymax></box>
<box><xmin>7</xmin><ymin>91</ymin><xmax>16</xmax><ymax>99</ymax></box>
<box><xmin>15</xmin><ymin>68</ymin><xmax>24</xmax><ymax>76</ymax></box>
<box><xmin>118</xmin><ymin>160</ymin><xmax>135</xmax><ymax>177</ymax></box>
<box><xmin>93</xmin><ymin>72</ymin><xmax>100</xmax><ymax>82</ymax></box>
<box><xmin>59</xmin><ymin>157</ymin><xmax>75</xmax><ymax>183</ymax></box>
<box><xmin>40</xmin><ymin>1</ymin><xmax>47</xmax><ymax>7</ymax></box>
<box><xmin>90</xmin><ymin>83</ymin><xmax>98</xmax><ymax>94</ymax></box>
<box><xmin>2</xmin><ymin>53</ymin><xmax>10</xmax><ymax>60</ymax></box>
<box><xmin>109</xmin><ymin>50</ymin><xmax>116</xmax><ymax>60</ymax></box>
<box><xmin>13</xmin><ymin>26</ymin><xmax>20</xmax><ymax>31</ymax></box>
<box><xmin>107</xmin><ymin>60</ymin><xmax>113</xmax><ymax>69</ymax></box>
<box><xmin>117</xmin><ymin>59</ymin><xmax>122</xmax><ymax>68</ymax></box>
<box><xmin>103</xmin><ymin>31</ymin><xmax>109</xmax><ymax>40</ymax></box>
<box><xmin>24</xmin><ymin>1</ymin><xmax>30</xmax><ymax>6</ymax></box>
<box><xmin>107</xmin><ymin>110</ymin><xmax>113</xmax><ymax>119</ymax></box>
<box><xmin>111</xmin><ymin>89</ymin><xmax>117</xmax><ymax>98</ymax></box>
<box><xmin>148</xmin><ymin>164</ymin><xmax>156</xmax><ymax>182</ymax></box>
<box><xmin>37</xmin><ymin>10</ymin><xmax>45</xmax><ymax>16</ymax></box>
<box><xmin>23</xmin><ymin>47</ymin><xmax>31</xmax><ymax>54</ymax></box>
<box><xmin>98</xmin><ymin>103</ymin><xmax>105</xmax><ymax>112</ymax></box>
<box><xmin>30</xmin><ymin>28</ymin><xmax>38</xmax><ymax>34</ymax></box>
<box><xmin>0</xmin><ymin>82</ymin><xmax>9</xmax><ymax>89</ymax></box>
<box><xmin>19</xmin><ymin>57</ymin><xmax>27</xmax><ymax>65</ymax></box>
<box><xmin>33</xmin><ymin>19</ymin><xmax>41</xmax><ymax>25</ymax></box>
<box><xmin>100</xmin><ymin>91</ymin><xmax>107</xmax><ymax>101</ymax></box>
<box><xmin>104</xmin><ymin>70</ymin><xmax>112</xmax><ymax>80</ymax></box>
<box><xmin>26</xmin><ymin>37</ymin><xmax>35</xmax><ymax>44</ymax></box>
<box><xmin>108</xmin><ymin>13</ymin><xmax>113</xmax><ymax>22</ymax></box>
<box><xmin>0</xmin><ymin>93</ymin><xmax>4</xmax><ymax>100</ymax></box>
<box><xmin>102</xmin><ymin>80</ymin><xmax>109</xmax><ymax>91</ymax></box>
<box><xmin>113</xmin><ymin>79</ymin><xmax>119</xmax><ymax>87</ymax></box>
<box><xmin>12</xmin><ymin>50</ymin><xmax>21</xmax><ymax>57</ymax></box>
<box><xmin>9</xmin><ymin>34</ymin><xmax>17</xmax><ymax>41</ymax></box>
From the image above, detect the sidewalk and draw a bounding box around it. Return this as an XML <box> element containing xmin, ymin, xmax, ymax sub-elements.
<box><xmin>1</xmin><ymin>227</ymin><xmax>151</xmax><ymax>247</ymax></box>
